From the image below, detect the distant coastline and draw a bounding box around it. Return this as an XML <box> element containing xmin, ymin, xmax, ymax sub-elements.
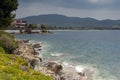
<box><xmin>19</xmin><ymin>14</ymin><xmax>120</xmax><ymax>30</ymax></box>
<box><xmin>5</xmin><ymin>29</ymin><xmax>120</xmax><ymax>34</ymax></box>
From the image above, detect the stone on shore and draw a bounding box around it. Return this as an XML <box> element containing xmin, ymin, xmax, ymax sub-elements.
<box><xmin>44</xmin><ymin>62</ymin><xmax>63</xmax><ymax>75</ymax></box>
<box><xmin>21</xmin><ymin>65</ymin><xmax>29</xmax><ymax>72</ymax></box>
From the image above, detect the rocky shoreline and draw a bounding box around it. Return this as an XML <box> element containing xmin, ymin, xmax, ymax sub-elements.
<box><xmin>15</xmin><ymin>39</ymin><xmax>93</xmax><ymax>80</ymax></box>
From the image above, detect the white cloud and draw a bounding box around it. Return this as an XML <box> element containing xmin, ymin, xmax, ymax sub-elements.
<box><xmin>88</xmin><ymin>0</ymin><xmax>99</xmax><ymax>4</ymax></box>
<box><xmin>87</xmin><ymin>0</ymin><xmax>115</xmax><ymax>4</ymax></box>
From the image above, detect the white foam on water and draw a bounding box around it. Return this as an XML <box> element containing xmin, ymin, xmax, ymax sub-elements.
<box><xmin>28</xmin><ymin>40</ymin><xmax>42</xmax><ymax>45</ymax></box>
<box><xmin>75</xmin><ymin>65</ymin><xmax>85</xmax><ymax>73</ymax></box>
<box><xmin>27</xmin><ymin>40</ymin><xmax>119</xmax><ymax>80</ymax></box>
<box><xmin>51</xmin><ymin>53</ymin><xmax>65</xmax><ymax>57</ymax></box>
<box><xmin>81</xmin><ymin>63</ymin><xmax>118</xmax><ymax>80</ymax></box>
<box><xmin>27</xmin><ymin>40</ymin><xmax>50</xmax><ymax>58</ymax></box>
<box><xmin>61</xmin><ymin>62</ymin><xmax>118</xmax><ymax>80</ymax></box>
<box><xmin>62</xmin><ymin>61</ymin><xmax>75</xmax><ymax>69</ymax></box>
<box><xmin>17</xmin><ymin>39</ymin><xmax>118</xmax><ymax>80</ymax></box>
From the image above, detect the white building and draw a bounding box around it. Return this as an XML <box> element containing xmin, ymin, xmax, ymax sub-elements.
<box><xmin>13</xmin><ymin>20</ymin><xmax>27</xmax><ymax>28</ymax></box>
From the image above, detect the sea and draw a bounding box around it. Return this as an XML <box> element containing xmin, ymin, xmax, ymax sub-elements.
<box><xmin>15</xmin><ymin>30</ymin><xmax>120</xmax><ymax>80</ymax></box>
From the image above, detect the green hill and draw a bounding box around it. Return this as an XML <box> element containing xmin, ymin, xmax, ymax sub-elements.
<box><xmin>20</xmin><ymin>14</ymin><xmax>120</xmax><ymax>29</ymax></box>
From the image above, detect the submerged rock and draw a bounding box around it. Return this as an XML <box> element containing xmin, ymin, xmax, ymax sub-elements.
<box><xmin>33</xmin><ymin>44</ymin><xmax>41</xmax><ymax>48</ymax></box>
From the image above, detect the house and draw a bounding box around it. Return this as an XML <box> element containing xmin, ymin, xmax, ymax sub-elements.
<box><xmin>13</xmin><ymin>20</ymin><xmax>27</xmax><ymax>28</ymax></box>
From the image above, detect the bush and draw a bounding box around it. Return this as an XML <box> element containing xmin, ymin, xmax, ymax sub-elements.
<box><xmin>0</xmin><ymin>31</ymin><xmax>14</xmax><ymax>39</ymax></box>
<box><xmin>0</xmin><ymin>47</ymin><xmax>5</xmax><ymax>54</ymax></box>
<box><xmin>0</xmin><ymin>31</ymin><xmax>18</xmax><ymax>54</ymax></box>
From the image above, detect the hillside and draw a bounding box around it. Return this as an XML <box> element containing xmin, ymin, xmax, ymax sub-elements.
<box><xmin>0</xmin><ymin>31</ymin><xmax>53</xmax><ymax>80</ymax></box>
<box><xmin>0</xmin><ymin>53</ymin><xmax>53</xmax><ymax>80</ymax></box>
<box><xmin>20</xmin><ymin>14</ymin><xmax>120</xmax><ymax>29</ymax></box>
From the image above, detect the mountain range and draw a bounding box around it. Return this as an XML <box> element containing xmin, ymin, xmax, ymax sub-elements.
<box><xmin>20</xmin><ymin>14</ymin><xmax>120</xmax><ymax>29</ymax></box>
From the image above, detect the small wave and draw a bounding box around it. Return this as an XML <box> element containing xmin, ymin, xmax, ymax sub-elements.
<box><xmin>51</xmin><ymin>53</ymin><xmax>65</xmax><ymax>57</ymax></box>
<box><xmin>62</xmin><ymin>61</ymin><xmax>74</xmax><ymax>68</ymax></box>
<box><xmin>28</xmin><ymin>40</ymin><xmax>42</xmax><ymax>45</ymax></box>
<box><xmin>75</xmin><ymin>65</ymin><xmax>85</xmax><ymax>73</ymax></box>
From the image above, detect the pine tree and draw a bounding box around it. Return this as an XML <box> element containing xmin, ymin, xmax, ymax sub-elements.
<box><xmin>0</xmin><ymin>0</ymin><xmax>18</xmax><ymax>29</ymax></box>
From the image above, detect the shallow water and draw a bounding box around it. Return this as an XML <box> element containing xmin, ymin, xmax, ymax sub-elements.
<box><xmin>15</xmin><ymin>30</ymin><xmax>120</xmax><ymax>80</ymax></box>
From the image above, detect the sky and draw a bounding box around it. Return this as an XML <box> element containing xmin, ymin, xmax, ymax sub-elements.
<box><xmin>16</xmin><ymin>0</ymin><xmax>120</xmax><ymax>20</ymax></box>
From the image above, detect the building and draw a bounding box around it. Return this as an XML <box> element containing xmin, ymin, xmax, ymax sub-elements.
<box><xmin>13</xmin><ymin>20</ymin><xmax>27</xmax><ymax>28</ymax></box>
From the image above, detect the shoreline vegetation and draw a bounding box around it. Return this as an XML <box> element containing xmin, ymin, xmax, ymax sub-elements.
<box><xmin>5</xmin><ymin>30</ymin><xmax>52</xmax><ymax>34</ymax></box>
<box><xmin>0</xmin><ymin>31</ymin><xmax>52</xmax><ymax>80</ymax></box>
<box><xmin>5</xmin><ymin>29</ymin><xmax>120</xmax><ymax>35</ymax></box>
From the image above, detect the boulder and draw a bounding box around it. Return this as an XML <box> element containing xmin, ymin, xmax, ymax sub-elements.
<box><xmin>29</xmin><ymin>59</ymin><xmax>39</xmax><ymax>69</ymax></box>
<box><xmin>44</xmin><ymin>62</ymin><xmax>63</xmax><ymax>74</ymax></box>
<box><xmin>37</xmin><ymin>48</ymin><xmax>42</xmax><ymax>51</ymax></box>
<box><xmin>33</xmin><ymin>44</ymin><xmax>41</xmax><ymax>48</ymax></box>
<box><xmin>33</xmin><ymin>51</ymin><xmax>39</xmax><ymax>55</ymax></box>
<box><xmin>33</xmin><ymin>55</ymin><xmax>42</xmax><ymax>62</ymax></box>
<box><xmin>22</xmin><ymin>40</ymin><xmax>29</xmax><ymax>43</ymax></box>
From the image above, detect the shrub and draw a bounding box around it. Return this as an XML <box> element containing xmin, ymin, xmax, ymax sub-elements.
<box><xmin>0</xmin><ymin>31</ymin><xmax>18</xmax><ymax>54</ymax></box>
<box><xmin>0</xmin><ymin>31</ymin><xmax>14</xmax><ymax>39</ymax></box>
<box><xmin>0</xmin><ymin>47</ymin><xmax>5</xmax><ymax>54</ymax></box>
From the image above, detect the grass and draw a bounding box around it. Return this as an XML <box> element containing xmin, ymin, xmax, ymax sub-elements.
<box><xmin>0</xmin><ymin>52</ymin><xmax>53</xmax><ymax>80</ymax></box>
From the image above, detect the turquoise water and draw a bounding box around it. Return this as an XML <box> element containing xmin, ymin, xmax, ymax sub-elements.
<box><xmin>15</xmin><ymin>30</ymin><xmax>120</xmax><ymax>80</ymax></box>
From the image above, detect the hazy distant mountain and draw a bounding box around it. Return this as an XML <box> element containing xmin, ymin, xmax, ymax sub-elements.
<box><xmin>20</xmin><ymin>14</ymin><xmax>120</xmax><ymax>29</ymax></box>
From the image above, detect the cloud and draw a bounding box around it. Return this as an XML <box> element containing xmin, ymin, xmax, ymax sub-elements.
<box><xmin>88</xmin><ymin>0</ymin><xmax>99</xmax><ymax>3</ymax></box>
<box><xmin>87</xmin><ymin>0</ymin><xmax>115</xmax><ymax>4</ymax></box>
<box><xmin>16</xmin><ymin>0</ymin><xmax>120</xmax><ymax>19</ymax></box>
<box><xmin>18</xmin><ymin>0</ymin><xmax>120</xmax><ymax>10</ymax></box>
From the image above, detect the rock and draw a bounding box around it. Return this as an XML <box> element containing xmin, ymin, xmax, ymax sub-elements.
<box><xmin>21</xmin><ymin>65</ymin><xmax>28</xmax><ymax>72</ymax></box>
<box><xmin>13</xmin><ymin>49</ymin><xmax>22</xmax><ymax>55</ymax></box>
<box><xmin>34</xmin><ymin>55</ymin><xmax>42</xmax><ymax>62</ymax></box>
<box><xmin>33</xmin><ymin>51</ymin><xmax>39</xmax><ymax>55</ymax></box>
<box><xmin>53</xmin><ymin>64</ymin><xmax>63</xmax><ymax>74</ymax></box>
<box><xmin>44</xmin><ymin>62</ymin><xmax>56</xmax><ymax>69</ymax></box>
<box><xmin>22</xmin><ymin>40</ymin><xmax>29</xmax><ymax>43</ymax></box>
<box><xmin>45</xmin><ymin>62</ymin><xmax>63</xmax><ymax>75</ymax></box>
<box><xmin>39</xmin><ymin>57</ymin><xmax>42</xmax><ymax>62</ymax></box>
<box><xmin>33</xmin><ymin>44</ymin><xmax>41</xmax><ymax>48</ymax></box>
<box><xmin>7</xmin><ymin>62</ymin><xmax>12</xmax><ymax>65</ymax></box>
<box><xmin>34</xmin><ymin>63</ymin><xmax>41</xmax><ymax>71</ymax></box>
<box><xmin>60</xmin><ymin>76</ymin><xmax>65</xmax><ymax>80</ymax></box>
<box><xmin>37</xmin><ymin>48</ymin><xmax>42</xmax><ymax>51</ymax></box>
<box><xmin>29</xmin><ymin>59</ymin><xmax>39</xmax><ymax>69</ymax></box>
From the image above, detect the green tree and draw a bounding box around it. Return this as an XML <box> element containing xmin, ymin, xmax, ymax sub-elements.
<box><xmin>41</xmin><ymin>24</ymin><xmax>47</xmax><ymax>32</ymax></box>
<box><xmin>28</xmin><ymin>24</ymin><xmax>36</xmax><ymax>29</ymax></box>
<box><xmin>0</xmin><ymin>0</ymin><xmax>18</xmax><ymax>29</ymax></box>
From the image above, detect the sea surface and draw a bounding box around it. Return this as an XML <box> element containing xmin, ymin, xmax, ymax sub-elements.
<box><xmin>15</xmin><ymin>30</ymin><xmax>120</xmax><ymax>80</ymax></box>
